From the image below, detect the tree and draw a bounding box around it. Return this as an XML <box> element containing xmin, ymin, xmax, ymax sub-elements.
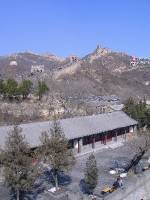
<box><xmin>19</xmin><ymin>80</ymin><xmax>33</xmax><ymax>99</ymax></box>
<box><xmin>40</xmin><ymin>120</ymin><xmax>75</xmax><ymax>190</ymax></box>
<box><xmin>124</xmin><ymin>97</ymin><xmax>150</xmax><ymax>128</ymax></box>
<box><xmin>4</xmin><ymin>79</ymin><xmax>18</xmax><ymax>99</ymax></box>
<box><xmin>84</xmin><ymin>154</ymin><xmax>98</xmax><ymax>194</ymax></box>
<box><xmin>0</xmin><ymin>79</ymin><xmax>5</xmax><ymax>96</ymax></box>
<box><xmin>0</xmin><ymin>126</ymin><xmax>38</xmax><ymax>200</ymax></box>
<box><xmin>37</xmin><ymin>80</ymin><xmax>49</xmax><ymax>100</ymax></box>
<box><xmin>126</xmin><ymin>130</ymin><xmax>150</xmax><ymax>173</ymax></box>
<box><xmin>123</xmin><ymin>97</ymin><xmax>136</xmax><ymax>117</ymax></box>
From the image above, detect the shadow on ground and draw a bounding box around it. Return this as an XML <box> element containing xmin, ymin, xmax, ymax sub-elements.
<box><xmin>44</xmin><ymin>169</ymin><xmax>72</xmax><ymax>187</ymax></box>
<box><xmin>6</xmin><ymin>169</ymin><xmax>72</xmax><ymax>200</ymax></box>
<box><xmin>79</xmin><ymin>179</ymin><xmax>92</xmax><ymax>195</ymax></box>
<box><xmin>9</xmin><ymin>182</ymin><xmax>45</xmax><ymax>200</ymax></box>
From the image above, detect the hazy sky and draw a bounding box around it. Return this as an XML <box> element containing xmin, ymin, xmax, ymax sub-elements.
<box><xmin>0</xmin><ymin>0</ymin><xmax>150</xmax><ymax>57</ymax></box>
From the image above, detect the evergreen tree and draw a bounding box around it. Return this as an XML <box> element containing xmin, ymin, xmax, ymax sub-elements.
<box><xmin>123</xmin><ymin>97</ymin><xmax>136</xmax><ymax>118</ymax></box>
<box><xmin>124</xmin><ymin>97</ymin><xmax>150</xmax><ymax>128</ymax></box>
<box><xmin>84</xmin><ymin>154</ymin><xmax>98</xmax><ymax>194</ymax></box>
<box><xmin>37</xmin><ymin>80</ymin><xmax>49</xmax><ymax>100</ymax></box>
<box><xmin>19</xmin><ymin>80</ymin><xmax>33</xmax><ymax>99</ymax></box>
<box><xmin>4</xmin><ymin>79</ymin><xmax>18</xmax><ymax>99</ymax></box>
<box><xmin>40</xmin><ymin>120</ymin><xmax>75</xmax><ymax>190</ymax></box>
<box><xmin>0</xmin><ymin>79</ymin><xmax>5</xmax><ymax>96</ymax></box>
<box><xmin>0</xmin><ymin>126</ymin><xmax>38</xmax><ymax>200</ymax></box>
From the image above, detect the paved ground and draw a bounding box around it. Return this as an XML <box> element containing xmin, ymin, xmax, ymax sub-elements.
<box><xmin>0</xmin><ymin>183</ymin><xmax>10</xmax><ymax>200</ymax></box>
<box><xmin>67</xmin><ymin>142</ymin><xmax>135</xmax><ymax>195</ymax></box>
<box><xmin>0</xmin><ymin>140</ymin><xmax>149</xmax><ymax>199</ymax></box>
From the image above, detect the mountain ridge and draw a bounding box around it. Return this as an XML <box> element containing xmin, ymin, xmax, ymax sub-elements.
<box><xmin>0</xmin><ymin>46</ymin><xmax>149</xmax><ymax>101</ymax></box>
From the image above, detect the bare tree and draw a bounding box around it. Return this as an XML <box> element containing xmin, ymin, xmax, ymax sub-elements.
<box><xmin>126</xmin><ymin>130</ymin><xmax>150</xmax><ymax>172</ymax></box>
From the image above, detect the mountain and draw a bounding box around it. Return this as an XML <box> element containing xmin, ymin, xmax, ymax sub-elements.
<box><xmin>0</xmin><ymin>52</ymin><xmax>66</xmax><ymax>78</ymax></box>
<box><xmin>52</xmin><ymin>46</ymin><xmax>150</xmax><ymax>101</ymax></box>
<box><xmin>0</xmin><ymin>46</ymin><xmax>149</xmax><ymax>101</ymax></box>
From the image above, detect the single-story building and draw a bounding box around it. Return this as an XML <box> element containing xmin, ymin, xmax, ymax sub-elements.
<box><xmin>0</xmin><ymin>111</ymin><xmax>137</xmax><ymax>154</ymax></box>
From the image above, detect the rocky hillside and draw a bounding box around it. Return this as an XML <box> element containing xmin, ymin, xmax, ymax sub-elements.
<box><xmin>0</xmin><ymin>46</ymin><xmax>150</xmax><ymax>124</ymax></box>
<box><xmin>0</xmin><ymin>46</ymin><xmax>149</xmax><ymax>101</ymax></box>
<box><xmin>52</xmin><ymin>46</ymin><xmax>150</xmax><ymax>101</ymax></box>
<box><xmin>0</xmin><ymin>52</ymin><xmax>76</xmax><ymax>78</ymax></box>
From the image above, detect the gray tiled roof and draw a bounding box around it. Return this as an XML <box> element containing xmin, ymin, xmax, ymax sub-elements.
<box><xmin>0</xmin><ymin>111</ymin><xmax>137</xmax><ymax>148</ymax></box>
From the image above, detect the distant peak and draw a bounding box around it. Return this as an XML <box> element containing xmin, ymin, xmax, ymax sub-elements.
<box><xmin>94</xmin><ymin>44</ymin><xmax>111</xmax><ymax>55</ymax></box>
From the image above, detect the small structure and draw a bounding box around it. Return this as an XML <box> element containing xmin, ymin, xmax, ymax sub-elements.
<box><xmin>31</xmin><ymin>65</ymin><xmax>44</xmax><ymax>74</ymax></box>
<box><xmin>68</xmin><ymin>55</ymin><xmax>78</xmax><ymax>63</ymax></box>
<box><xmin>0</xmin><ymin>111</ymin><xmax>137</xmax><ymax>154</ymax></box>
<box><xmin>144</xmin><ymin>81</ymin><xmax>150</xmax><ymax>86</ymax></box>
<box><xmin>9</xmin><ymin>60</ymin><xmax>18</xmax><ymax>66</ymax></box>
<box><xmin>130</xmin><ymin>56</ymin><xmax>138</xmax><ymax>66</ymax></box>
<box><xmin>110</xmin><ymin>104</ymin><xmax>124</xmax><ymax>111</ymax></box>
<box><xmin>146</xmin><ymin>100</ymin><xmax>150</xmax><ymax>107</ymax></box>
<box><xmin>95</xmin><ymin>45</ymin><xmax>110</xmax><ymax>56</ymax></box>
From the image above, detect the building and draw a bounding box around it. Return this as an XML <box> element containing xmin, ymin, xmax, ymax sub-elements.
<box><xmin>95</xmin><ymin>45</ymin><xmax>111</xmax><ymax>56</ymax></box>
<box><xmin>9</xmin><ymin>60</ymin><xmax>18</xmax><ymax>66</ymax></box>
<box><xmin>0</xmin><ymin>111</ymin><xmax>137</xmax><ymax>154</ymax></box>
<box><xmin>130</xmin><ymin>56</ymin><xmax>139</xmax><ymax>66</ymax></box>
<box><xmin>31</xmin><ymin>65</ymin><xmax>44</xmax><ymax>74</ymax></box>
<box><xmin>109</xmin><ymin>104</ymin><xmax>124</xmax><ymax>111</ymax></box>
<box><xmin>69</xmin><ymin>55</ymin><xmax>79</xmax><ymax>63</ymax></box>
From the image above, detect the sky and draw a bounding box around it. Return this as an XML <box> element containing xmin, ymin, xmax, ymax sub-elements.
<box><xmin>0</xmin><ymin>0</ymin><xmax>150</xmax><ymax>57</ymax></box>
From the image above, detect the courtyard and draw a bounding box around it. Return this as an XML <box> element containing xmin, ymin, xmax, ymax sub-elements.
<box><xmin>67</xmin><ymin>141</ymin><xmax>134</xmax><ymax>195</ymax></box>
<box><xmin>2</xmin><ymin>139</ymin><xmax>149</xmax><ymax>199</ymax></box>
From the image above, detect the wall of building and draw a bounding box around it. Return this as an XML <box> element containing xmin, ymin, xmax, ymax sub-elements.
<box><xmin>72</xmin><ymin>125</ymin><xmax>137</xmax><ymax>155</ymax></box>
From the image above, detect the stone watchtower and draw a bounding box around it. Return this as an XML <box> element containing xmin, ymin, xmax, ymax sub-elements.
<box><xmin>31</xmin><ymin>65</ymin><xmax>44</xmax><ymax>74</ymax></box>
<box><xmin>95</xmin><ymin>45</ymin><xmax>110</xmax><ymax>56</ymax></box>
